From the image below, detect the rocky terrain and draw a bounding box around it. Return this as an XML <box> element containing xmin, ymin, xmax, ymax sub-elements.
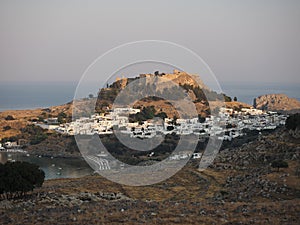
<box><xmin>254</xmin><ymin>94</ymin><xmax>300</xmax><ymax>113</ymax></box>
<box><xmin>0</xmin><ymin>127</ymin><xmax>299</xmax><ymax>224</ymax></box>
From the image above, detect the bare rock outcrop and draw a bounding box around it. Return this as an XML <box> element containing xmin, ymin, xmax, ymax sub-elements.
<box><xmin>253</xmin><ymin>94</ymin><xmax>300</xmax><ymax>113</ymax></box>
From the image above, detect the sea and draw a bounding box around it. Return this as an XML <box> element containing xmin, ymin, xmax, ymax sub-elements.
<box><xmin>0</xmin><ymin>81</ymin><xmax>299</xmax><ymax>112</ymax></box>
<box><xmin>221</xmin><ymin>82</ymin><xmax>300</xmax><ymax>105</ymax></box>
<box><xmin>0</xmin><ymin>152</ymin><xmax>93</xmax><ymax>180</ymax></box>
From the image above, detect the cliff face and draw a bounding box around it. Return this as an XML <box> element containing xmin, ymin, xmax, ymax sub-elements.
<box><xmin>254</xmin><ymin>94</ymin><xmax>300</xmax><ymax>113</ymax></box>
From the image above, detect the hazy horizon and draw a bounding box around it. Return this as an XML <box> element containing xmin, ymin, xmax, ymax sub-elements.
<box><xmin>0</xmin><ymin>80</ymin><xmax>299</xmax><ymax>112</ymax></box>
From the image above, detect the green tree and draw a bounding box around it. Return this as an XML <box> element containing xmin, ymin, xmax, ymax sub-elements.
<box><xmin>234</xmin><ymin>96</ymin><xmax>237</xmax><ymax>101</ymax></box>
<box><xmin>271</xmin><ymin>160</ymin><xmax>288</xmax><ymax>172</ymax></box>
<box><xmin>198</xmin><ymin>115</ymin><xmax>206</xmax><ymax>123</ymax></box>
<box><xmin>57</xmin><ymin>112</ymin><xmax>67</xmax><ymax>124</ymax></box>
<box><xmin>223</xmin><ymin>94</ymin><xmax>232</xmax><ymax>102</ymax></box>
<box><xmin>0</xmin><ymin>161</ymin><xmax>45</xmax><ymax>199</ymax></box>
<box><xmin>167</xmin><ymin>125</ymin><xmax>174</xmax><ymax>131</ymax></box>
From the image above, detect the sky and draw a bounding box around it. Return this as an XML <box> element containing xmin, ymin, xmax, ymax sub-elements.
<box><xmin>0</xmin><ymin>0</ymin><xmax>300</xmax><ymax>86</ymax></box>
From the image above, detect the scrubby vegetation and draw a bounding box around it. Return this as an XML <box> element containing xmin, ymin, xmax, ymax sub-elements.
<box><xmin>130</xmin><ymin>106</ymin><xmax>156</xmax><ymax>122</ymax></box>
<box><xmin>20</xmin><ymin>125</ymin><xmax>48</xmax><ymax>145</ymax></box>
<box><xmin>57</xmin><ymin>112</ymin><xmax>69</xmax><ymax>123</ymax></box>
<box><xmin>286</xmin><ymin>113</ymin><xmax>300</xmax><ymax>131</ymax></box>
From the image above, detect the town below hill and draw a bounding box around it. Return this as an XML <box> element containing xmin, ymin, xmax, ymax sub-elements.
<box><xmin>0</xmin><ymin>71</ymin><xmax>299</xmax><ymax>157</ymax></box>
<box><xmin>0</xmin><ymin>71</ymin><xmax>299</xmax><ymax>224</ymax></box>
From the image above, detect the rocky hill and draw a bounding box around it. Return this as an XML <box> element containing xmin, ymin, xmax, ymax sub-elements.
<box><xmin>96</xmin><ymin>70</ymin><xmax>230</xmax><ymax>117</ymax></box>
<box><xmin>254</xmin><ymin>94</ymin><xmax>300</xmax><ymax>113</ymax></box>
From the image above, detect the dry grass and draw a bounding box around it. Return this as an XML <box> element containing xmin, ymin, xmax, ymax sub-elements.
<box><xmin>264</xmin><ymin>160</ymin><xmax>300</xmax><ymax>190</ymax></box>
<box><xmin>0</xmin><ymin>104</ymin><xmax>72</xmax><ymax>140</ymax></box>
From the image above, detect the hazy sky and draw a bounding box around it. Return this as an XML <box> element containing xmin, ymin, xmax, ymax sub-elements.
<box><xmin>0</xmin><ymin>0</ymin><xmax>299</xmax><ymax>85</ymax></box>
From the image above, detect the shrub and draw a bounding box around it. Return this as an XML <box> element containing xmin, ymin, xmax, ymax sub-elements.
<box><xmin>156</xmin><ymin>112</ymin><xmax>167</xmax><ymax>120</ymax></box>
<box><xmin>3</xmin><ymin>126</ymin><xmax>11</xmax><ymax>131</ymax></box>
<box><xmin>271</xmin><ymin>160</ymin><xmax>288</xmax><ymax>172</ymax></box>
<box><xmin>5</xmin><ymin>115</ymin><xmax>14</xmax><ymax>120</ymax></box>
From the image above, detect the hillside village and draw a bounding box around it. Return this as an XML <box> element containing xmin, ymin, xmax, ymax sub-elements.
<box><xmin>36</xmin><ymin>106</ymin><xmax>286</xmax><ymax>142</ymax></box>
